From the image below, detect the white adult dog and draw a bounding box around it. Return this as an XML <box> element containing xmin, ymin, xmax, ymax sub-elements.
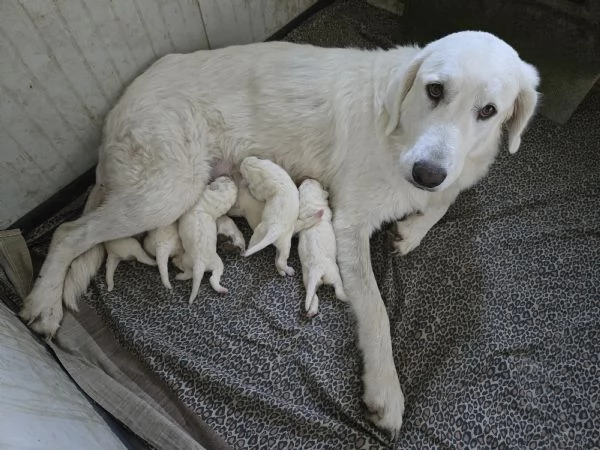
<box><xmin>20</xmin><ymin>31</ymin><xmax>539</xmax><ymax>437</ymax></box>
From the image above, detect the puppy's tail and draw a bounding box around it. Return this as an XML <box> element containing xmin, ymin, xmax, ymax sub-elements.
<box><xmin>189</xmin><ymin>259</ymin><xmax>206</xmax><ymax>305</ymax></box>
<box><xmin>294</xmin><ymin>209</ymin><xmax>324</xmax><ymax>234</ymax></box>
<box><xmin>304</xmin><ymin>269</ymin><xmax>323</xmax><ymax>314</ymax></box>
<box><xmin>243</xmin><ymin>223</ymin><xmax>281</xmax><ymax>257</ymax></box>
<box><xmin>63</xmin><ymin>184</ymin><xmax>105</xmax><ymax>311</ymax></box>
<box><xmin>155</xmin><ymin>244</ymin><xmax>174</xmax><ymax>290</ymax></box>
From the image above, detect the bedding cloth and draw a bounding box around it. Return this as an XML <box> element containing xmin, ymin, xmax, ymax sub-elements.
<box><xmin>2</xmin><ymin>4</ymin><xmax>599</xmax><ymax>450</ymax></box>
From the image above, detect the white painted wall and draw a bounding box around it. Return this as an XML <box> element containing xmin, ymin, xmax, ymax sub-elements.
<box><xmin>0</xmin><ymin>0</ymin><xmax>316</xmax><ymax>228</ymax></box>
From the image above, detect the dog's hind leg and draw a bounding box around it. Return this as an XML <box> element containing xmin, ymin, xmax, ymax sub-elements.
<box><xmin>21</xmin><ymin>179</ymin><xmax>203</xmax><ymax>338</ymax></box>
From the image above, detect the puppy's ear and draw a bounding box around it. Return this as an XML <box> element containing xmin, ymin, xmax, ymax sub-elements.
<box><xmin>383</xmin><ymin>51</ymin><xmax>425</xmax><ymax>136</ymax></box>
<box><xmin>505</xmin><ymin>62</ymin><xmax>540</xmax><ymax>154</ymax></box>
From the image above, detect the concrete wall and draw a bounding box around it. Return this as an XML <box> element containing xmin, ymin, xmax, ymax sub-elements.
<box><xmin>0</xmin><ymin>0</ymin><xmax>316</xmax><ymax>228</ymax></box>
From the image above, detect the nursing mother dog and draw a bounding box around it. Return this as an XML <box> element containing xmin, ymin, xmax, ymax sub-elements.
<box><xmin>21</xmin><ymin>31</ymin><xmax>539</xmax><ymax>437</ymax></box>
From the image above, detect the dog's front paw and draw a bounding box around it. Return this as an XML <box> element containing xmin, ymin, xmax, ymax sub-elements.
<box><xmin>20</xmin><ymin>289</ymin><xmax>64</xmax><ymax>339</ymax></box>
<box><xmin>363</xmin><ymin>369</ymin><xmax>405</xmax><ymax>440</ymax></box>
<box><xmin>391</xmin><ymin>235</ymin><xmax>422</xmax><ymax>256</ymax></box>
<box><xmin>389</xmin><ymin>222</ymin><xmax>422</xmax><ymax>256</ymax></box>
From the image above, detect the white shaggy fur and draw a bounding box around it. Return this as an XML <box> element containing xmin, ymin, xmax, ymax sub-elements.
<box><xmin>216</xmin><ymin>215</ymin><xmax>245</xmax><ymax>252</ymax></box>
<box><xmin>239</xmin><ymin>157</ymin><xmax>300</xmax><ymax>276</ymax></box>
<box><xmin>143</xmin><ymin>223</ymin><xmax>183</xmax><ymax>290</ymax></box>
<box><xmin>297</xmin><ymin>179</ymin><xmax>346</xmax><ymax>317</ymax></box>
<box><xmin>176</xmin><ymin>176</ymin><xmax>237</xmax><ymax>303</ymax></box>
<box><xmin>21</xmin><ymin>31</ymin><xmax>539</xmax><ymax>437</ymax></box>
<box><xmin>104</xmin><ymin>238</ymin><xmax>156</xmax><ymax>291</ymax></box>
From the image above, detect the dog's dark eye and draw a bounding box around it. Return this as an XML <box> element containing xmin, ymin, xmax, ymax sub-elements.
<box><xmin>426</xmin><ymin>83</ymin><xmax>444</xmax><ymax>101</ymax></box>
<box><xmin>478</xmin><ymin>104</ymin><xmax>497</xmax><ymax>120</ymax></box>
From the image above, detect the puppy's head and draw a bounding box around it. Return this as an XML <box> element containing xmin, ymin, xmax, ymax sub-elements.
<box><xmin>203</xmin><ymin>176</ymin><xmax>238</xmax><ymax>216</ymax></box>
<box><xmin>383</xmin><ymin>31</ymin><xmax>540</xmax><ymax>192</ymax></box>
<box><xmin>298</xmin><ymin>179</ymin><xmax>329</xmax><ymax>216</ymax></box>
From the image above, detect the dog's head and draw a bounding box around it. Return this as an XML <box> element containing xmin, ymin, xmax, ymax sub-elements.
<box><xmin>383</xmin><ymin>31</ymin><xmax>540</xmax><ymax>192</ymax></box>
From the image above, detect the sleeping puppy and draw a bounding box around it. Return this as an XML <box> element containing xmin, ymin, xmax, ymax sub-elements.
<box><xmin>240</xmin><ymin>157</ymin><xmax>321</xmax><ymax>276</ymax></box>
<box><xmin>297</xmin><ymin>179</ymin><xmax>346</xmax><ymax>317</ymax></box>
<box><xmin>175</xmin><ymin>176</ymin><xmax>237</xmax><ymax>304</ymax></box>
<box><xmin>143</xmin><ymin>223</ymin><xmax>183</xmax><ymax>290</ymax></box>
<box><xmin>104</xmin><ymin>237</ymin><xmax>156</xmax><ymax>292</ymax></box>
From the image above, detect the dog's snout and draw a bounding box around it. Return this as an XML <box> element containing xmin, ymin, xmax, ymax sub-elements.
<box><xmin>411</xmin><ymin>161</ymin><xmax>447</xmax><ymax>189</ymax></box>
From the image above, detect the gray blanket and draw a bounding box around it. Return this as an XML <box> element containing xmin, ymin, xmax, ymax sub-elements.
<box><xmin>4</xmin><ymin>2</ymin><xmax>600</xmax><ymax>449</ymax></box>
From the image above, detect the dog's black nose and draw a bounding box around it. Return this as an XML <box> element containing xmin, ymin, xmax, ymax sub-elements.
<box><xmin>412</xmin><ymin>161</ymin><xmax>447</xmax><ymax>189</ymax></box>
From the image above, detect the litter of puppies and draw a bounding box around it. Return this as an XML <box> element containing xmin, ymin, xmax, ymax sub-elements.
<box><xmin>102</xmin><ymin>157</ymin><xmax>345</xmax><ymax>316</ymax></box>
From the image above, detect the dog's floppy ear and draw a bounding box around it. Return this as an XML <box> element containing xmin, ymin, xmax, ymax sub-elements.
<box><xmin>383</xmin><ymin>51</ymin><xmax>425</xmax><ymax>136</ymax></box>
<box><xmin>505</xmin><ymin>62</ymin><xmax>540</xmax><ymax>154</ymax></box>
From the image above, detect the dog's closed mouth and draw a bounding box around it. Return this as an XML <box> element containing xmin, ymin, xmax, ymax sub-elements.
<box><xmin>407</xmin><ymin>178</ymin><xmax>436</xmax><ymax>192</ymax></box>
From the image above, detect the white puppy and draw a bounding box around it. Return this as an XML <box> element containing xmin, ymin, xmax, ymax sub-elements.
<box><xmin>104</xmin><ymin>237</ymin><xmax>156</xmax><ymax>291</ymax></box>
<box><xmin>297</xmin><ymin>179</ymin><xmax>346</xmax><ymax>317</ymax></box>
<box><xmin>240</xmin><ymin>157</ymin><xmax>321</xmax><ymax>276</ymax></box>
<box><xmin>176</xmin><ymin>176</ymin><xmax>237</xmax><ymax>304</ymax></box>
<box><xmin>143</xmin><ymin>223</ymin><xmax>183</xmax><ymax>290</ymax></box>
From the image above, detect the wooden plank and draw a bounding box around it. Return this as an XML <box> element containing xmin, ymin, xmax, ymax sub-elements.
<box><xmin>19</xmin><ymin>0</ymin><xmax>110</xmax><ymax>127</ymax></box>
<box><xmin>0</xmin><ymin>2</ymin><xmax>97</xmax><ymax>149</ymax></box>
<box><xmin>0</xmin><ymin>123</ymin><xmax>44</xmax><ymax>227</ymax></box>
<box><xmin>176</xmin><ymin>0</ymin><xmax>210</xmax><ymax>52</ymax></box>
<box><xmin>198</xmin><ymin>0</ymin><xmax>316</xmax><ymax>48</ymax></box>
<box><xmin>54</xmin><ymin>0</ymin><xmax>124</xmax><ymax>107</ymax></box>
<box><xmin>104</xmin><ymin>0</ymin><xmax>157</xmax><ymax>71</ymax></box>
<box><xmin>131</xmin><ymin>0</ymin><xmax>176</xmax><ymax>57</ymax></box>
<box><xmin>80</xmin><ymin>0</ymin><xmax>140</xmax><ymax>84</ymax></box>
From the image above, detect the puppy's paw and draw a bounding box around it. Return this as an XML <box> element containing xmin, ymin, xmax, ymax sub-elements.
<box><xmin>232</xmin><ymin>238</ymin><xmax>246</xmax><ymax>253</ymax></box>
<box><xmin>172</xmin><ymin>256</ymin><xmax>183</xmax><ymax>270</ymax></box>
<box><xmin>306</xmin><ymin>295</ymin><xmax>319</xmax><ymax>318</ymax></box>
<box><xmin>363</xmin><ymin>369</ymin><xmax>405</xmax><ymax>440</ymax></box>
<box><xmin>175</xmin><ymin>272</ymin><xmax>192</xmax><ymax>281</ymax></box>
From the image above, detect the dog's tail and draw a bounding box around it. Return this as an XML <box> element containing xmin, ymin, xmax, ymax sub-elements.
<box><xmin>189</xmin><ymin>259</ymin><xmax>206</xmax><ymax>305</ymax></box>
<box><xmin>294</xmin><ymin>209</ymin><xmax>324</xmax><ymax>234</ymax></box>
<box><xmin>243</xmin><ymin>223</ymin><xmax>281</xmax><ymax>257</ymax></box>
<box><xmin>63</xmin><ymin>185</ymin><xmax>105</xmax><ymax>311</ymax></box>
<box><xmin>304</xmin><ymin>269</ymin><xmax>323</xmax><ymax>315</ymax></box>
<box><xmin>64</xmin><ymin>244</ymin><xmax>105</xmax><ymax>310</ymax></box>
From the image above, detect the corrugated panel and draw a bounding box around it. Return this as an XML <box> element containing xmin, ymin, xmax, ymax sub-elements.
<box><xmin>0</xmin><ymin>0</ymin><xmax>313</xmax><ymax>228</ymax></box>
<box><xmin>197</xmin><ymin>0</ymin><xmax>317</xmax><ymax>48</ymax></box>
